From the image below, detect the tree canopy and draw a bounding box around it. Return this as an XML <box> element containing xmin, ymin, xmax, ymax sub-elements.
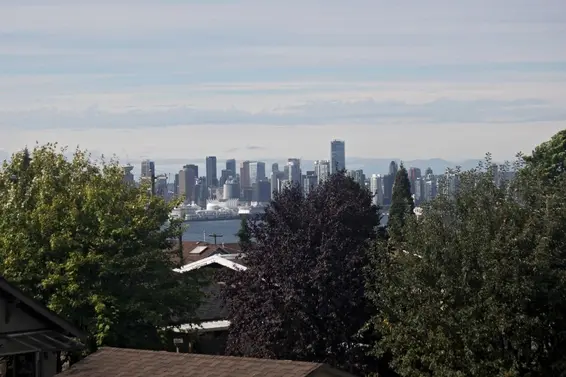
<box><xmin>367</xmin><ymin>155</ymin><xmax>566</xmax><ymax>377</ymax></box>
<box><xmin>0</xmin><ymin>144</ymin><xmax>201</xmax><ymax>354</ymax></box>
<box><xmin>222</xmin><ymin>172</ymin><xmax>381</xmax><ymax>375</ymax></box>
<box><xmin>523</xmin><ymin>128</ymin><xmax>566</xmax><ymax>181</ymax></box>
<box><xmin>387</xmin><ymin>163</ymin><xmax>414</xmax><ymax>246</ymax></box>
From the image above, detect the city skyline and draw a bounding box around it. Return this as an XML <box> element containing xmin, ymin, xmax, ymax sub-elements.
<box><xmin>0</xmin><ymin>1</ymin><xmax>564</xmax><ymax>161</ymax></box>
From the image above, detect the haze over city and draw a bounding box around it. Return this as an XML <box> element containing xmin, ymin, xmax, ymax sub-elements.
<box><xmin>0</xmin><ymin>0</ymin><xmax>565</xmax><ymax>165</ymax></box>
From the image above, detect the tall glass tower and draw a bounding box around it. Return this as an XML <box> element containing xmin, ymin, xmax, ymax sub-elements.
<box><xmin>330</xmin><ymin>140</ymin><xmax>346</xmax><ymax>174</ymax></box>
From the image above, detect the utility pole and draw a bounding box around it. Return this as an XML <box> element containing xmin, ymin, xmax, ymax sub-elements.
<box><xmin>208</xmin><ymin>233</ymin><xmax>223</xmax><ymax>245</ymax></box>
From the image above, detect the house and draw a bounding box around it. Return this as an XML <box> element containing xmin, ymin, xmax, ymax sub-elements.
<box><xmin>169</xmin><ymin>241</ymin><xmax>242</xmax><ymax>266</ymax></box>
<box><xmin>0</xmin><ymin>276</ymin><xmax>86</xmax><ymax>377</ymax></box>
<box><xmin>171</xmin><ymin>254</ymin><xmax>247</xmax><ymax>355</ymax></box>
<box><xmin>56</xmin><ymin>347</ymin><xmax>359</xmax><ymax>377</ymax></box>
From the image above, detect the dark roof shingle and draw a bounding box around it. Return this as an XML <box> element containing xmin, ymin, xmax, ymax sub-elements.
<box><xmin>170</xmin><ymin>241</ymin><xmax>242</xmax><ymax>265</ymax></box>
<box><xmin>57</xmin><ymin>347</ymin><xmax>353</xmax><ymax>377</ymax></box>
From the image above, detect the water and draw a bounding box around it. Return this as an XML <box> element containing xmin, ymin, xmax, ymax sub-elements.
<box><xmin>181</xmin><ymin>215</ymin><xmax>389</xmax><ymax>243</ymax></box>
<box><xmin>182</xmin><ymin>219</ymin><xmax>241</xmax><ymax>243</ymax></box>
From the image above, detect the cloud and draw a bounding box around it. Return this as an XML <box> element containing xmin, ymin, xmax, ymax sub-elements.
<box><xmin>0</xmin><ymin>0</ymin><xmax>564</xmax><ymax>163</ymax></box>
<box><xmin>0</xmin><ymin>98</ymin><xmax>564</xmax><ymax>130</ymax></box>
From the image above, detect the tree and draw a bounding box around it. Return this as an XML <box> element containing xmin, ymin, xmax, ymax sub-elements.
<box><xmin>387</xmin><ymin>163</ymin><xmax>414</xmax><ymax>246</ymax></box>
<box><xmin>236</xmin><ymin>215</ymin><xmax>252</xmax><ymax>250</ymax></box>
<box><xmin>366</xmin><ymin>154</ymin><xmax>566</xmax><ymax>377</ymax></box>
<box><xmin>522</xmin><ymin>128</ymin><xmax>566</xmax><ymax>181</ymax></box>
<box><xmin>0</xmin><ymin>144</ymin><xmax>202</xmax><ymax>356</ymax></box>
<box><xmin>222</xmin><ymin>173</ymin><xmax>381</xmax><ymax>375</ymax></box>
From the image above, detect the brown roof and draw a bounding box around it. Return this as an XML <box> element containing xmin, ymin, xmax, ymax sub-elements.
<box><xmin>57</xmin><ymin>347</ymin><xmax>357</xmax><ymax>377</ymax></box>
<box><xmin>169</xmin><ymin>241</ymin><xmax>241</xmax><ymax>265</ymax></box>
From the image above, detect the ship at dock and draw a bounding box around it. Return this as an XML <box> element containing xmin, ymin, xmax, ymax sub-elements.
<box><xmin>170</xmin><ymin>199</ymin><xmax>267</xmax><ymax>222</ymax></box>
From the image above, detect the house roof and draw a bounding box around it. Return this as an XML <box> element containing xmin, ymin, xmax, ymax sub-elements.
<box><xmin>173</xmin><ymin>254</ymin><xmax>247</xmax><ymax>273</ymax></box>
<box><xmin>57</xmin><ymin>347</ymin><xmax>358</xmax><ymax>377</ymax></box>
<box><xmin>0</xmin><ymin>276</ymin><xmax>87</xmax><ymax>341</ymax></box>
<box><xmin>170</xmin><ymin>241</ymin><xmax>242</xmax><ymax>265</ymax></box>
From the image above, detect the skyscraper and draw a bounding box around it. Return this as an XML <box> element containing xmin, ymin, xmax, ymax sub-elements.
<box><xmin>389</xmin><ymin>161</ymin><xmax>398</xmax><ymax>176</ymax></box>
<box><xmin>408</xmin><ymin>167</ymin><xmax>421</xmax><ymax>196</ymax></box>
<box><xmin>302</xmin><ymin>171</ymin><xmax>318</xmax><ymax>196</ymax></box>
<box><xmin>240</xmin><ymin>161</ymin><xmax>251</xmax><ymax>188</ymax></box>
<box><xmin>370</xmin><ymin>174</ymin><xmax>383</xmax><ymax>206</ymax></box>
<box><xmin>122</xmin><ymin>165</ymin><xmax>134</xmax><ymax>185</ymax></box>
<box><xmin>178</xmin><ymin>164</ymin><xmax>197</xmax><ymax>203</ymax></box>
<box><xmin>287</xmin><ymin>158</ymin><xmax>301</xmax><ymax>185</ymax></box>
<box><xmin>330</xmin><ymin>140</ymin><xmax>345</xmax><ymax>174</ymax></box>
<box><xmin>226</xmin><ymin>159</ymin><xmax>236</xmax><ymax>175</ymax></box>
<box><xmin>140</xmin><ymin>160</ymin><xmax>155</xmax><ymax>179</ymax></box>
<box><xmin>348</xmin><ymin>169</ymin><xmax>365</xmax><ymax>187</ymax></box>
<box><xmin>314</xmin><ymin>160</ymin><xmax>331</xmax><ymax>183</ymax></box>
<box><xmin>249</xmin><ymin>161</ymin><xmax>266</xmax><ymax>185</ymax></box>
<box><xmin>205</xmin><ymin>156</ymin><xmax>218</xmax><ymax>188</ymax></box>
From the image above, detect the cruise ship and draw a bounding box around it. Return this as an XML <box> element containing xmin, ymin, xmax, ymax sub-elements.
<box><xmin>170</xmin><ymin>199</ymin><xmax>266</xmax><ymax>222</ymax></box>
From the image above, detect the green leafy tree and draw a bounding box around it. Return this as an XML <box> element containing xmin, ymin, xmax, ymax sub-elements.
<box><xmin>367</xmin><ymin>154</ymin><xmax>566</xmax><ymax>377</ymax></box>
<box><xmin>0</xmin><ymin>144</ymin><xmax>201</xmax><ymax>355</ymax></box>
<box><xmin>236</xmin><ymin>216</ymin><xmax>252</xmax><ymax>250</ymax></box>
<box><xmin>523</xmin><ymin>128</ymin><xmax>566</xmax><ymax>181</ymax></box>
<box><xmin>387</xmin><ymin>163</ymin><xmax>414</xmax><ymax>246</ymax></box>
<box><xmin>222</xmin><ymin>173</ymin><xmax>383</xmax><ymax>375</ymax></box>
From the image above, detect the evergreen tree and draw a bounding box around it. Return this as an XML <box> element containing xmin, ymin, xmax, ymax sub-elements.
<box><xmin>0</xmin><ymin>144</ymin><xmax>202</xmax><ymax>356</ymax></box>
<box><xmin>387</xmin><ymin>163</ymin><xmax>414</xmax><ymax>246</ymax></box>
<box><xmin>222</xmin><ymin>174</ymin><xmax>381</xmax><ymax>375</ymax></box>
<box><xmin>236</xmin><ymin>216</ymin><xmax>252</xmax><ymax>250</ymax></box>
<box><xmin>366</xmin><ymin>153</ymin><xmax>566</xmax><ymax>376</ymax></box>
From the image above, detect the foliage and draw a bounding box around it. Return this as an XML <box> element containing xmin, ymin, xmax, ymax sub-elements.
<box><xmin>387</xmin><ymin>163</ymin><xmax>414</xmax><ymax>246</ymax></box>
<box><xmin>0</xmin><ymin>144</ymin><xmax>202</xmax><ymax>354</ymax></box>
<box><xmin>367</xmin><ymin>154</ymin><xmax>566</xmax><ymax>377</ymax></box>
<box><xmin>222</xmin><ymin>172</ymin><xmax>381</xmax><ymax>375</ymax></box>
<box><xmin>522</xmin><ymin>128</ymin><xmax>566</xmax><ymax>182</ymax></box>
<box><xmin>236</xmin><ymin>215</ymin><xmax>252</xmax><ymax>250</ymax></box>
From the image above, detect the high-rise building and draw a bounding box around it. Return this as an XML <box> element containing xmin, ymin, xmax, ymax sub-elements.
<box><xmin>122</xmin><ymin>165</ymin><xmax>134</xmax><ymax>185</ymax></box>
<box><xmin>330</xmin><ymin>140</ymin><xmax>346</xmax><ymax>174</ymax></box>
<box><xmin>383</xmin><ymin>174</ymin><xmax>394</xmax><ymax>206</ymax></box>
<box><xmin>271</xmin><ymin>163</ymin><xmax>279</xmax><ymax>174</ymax></box>
<box><xmin>389</xmin><ymin>161</ymin><xmax>398</xmax><ymax>177</ymax></box>
<box><xmin>223</xmin><ymin>180</ymin><xmax>240</xmax><ymax>200</ymax></box>
<box><xmin>348</xmin><ymin>169</ymin><xmax>365</xmax><ymax>187</ymax></box>
<box><xmin>187</xmin><ymin>164</ymin><xmax>198</xmax><ymax>179</ymax></box>
<box><xmin>193</xmin><ymin>177</ymin><xmax>209</xmax><ymax>208</ymax></box>
<box><xmin>270</xmin><ymin>171</ymin><xmax>279</xmax><ymax>200</ymax></box>
<box><xmin>302</xmin><ymin>171</ymin><xmax>318</xmax><ymax>196</ymax></box>
<box><xmin>140</xmin><ymin>160</ymin><xmax>155</xmax><ymax>179</ymax></box>
<box><xmin>240</xmin><ymin>161</ymin><xmax>251</xmax><ymax>188</ymax></box>
<box><xmin>173</xmin><ymin>173</ymin><xmax>180</xmax><ymax>196</ymax></box>
<box><xmin>314</xmin><ymin>160</ymin><xmax>331</xmax><ymax>183</ymax></box>
<box><xmin>155</xmin><ymin>175</ymin><xmax>168</xmax><ymax>199</ymax></box>
<box><xmin>408</xmin><ymin>167</ymin><xmax>421</xmax><ymax>196</ymax></box>
<box><xmin>370</xmin><ymin>174</ymin><xmax>383</xmax><ymax>206</ymax></box>
<box><xmin>287</xmin><ymin>158</ymin><xmax>301</xmax><ymax>186</ymax></box>
<box><xmin>178</xmin><ymin>165</ymin><xmax>197</xmax><ymax>203</ymax></box>
<box><xmin>226</xmin><ymin>159</ymin><xmax>236</xmax><ymax>175</ymax></box>
<box><xmin>249</xmin><ymin>161</ymin><xmax>266</xmax><ymax>185</ymax></box>
<box><xmin>252</xmin><ymin>180</ymin><xmax>271</xmax><ymax>203</ymax></box>
<box><xmin>205</xmin><ymin>156</ymin><xmax>218</xmax><ymax>188</ymax></box>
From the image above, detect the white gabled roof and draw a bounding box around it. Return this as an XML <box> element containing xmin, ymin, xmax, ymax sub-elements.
<box><xmin>174</xmin><ymin>320</ymin><xmax>231</xmax><ymax>333</ymax></box>
<box><xmin>173</xmin><ymin>254</ymin><xmax>247</xmax><ymax>273</ymax></box>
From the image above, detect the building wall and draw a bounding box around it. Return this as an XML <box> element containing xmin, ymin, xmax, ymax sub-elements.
<box><xmin>0</xmin><ymin>296</ymin><xmax>58</xmax><ymax>376</ymax></box>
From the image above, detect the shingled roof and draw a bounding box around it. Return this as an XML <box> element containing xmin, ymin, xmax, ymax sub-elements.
<box><xmin>57</xmin><ymin>347</ymin><xmax>358</xmax><ymax>377</ymax></box>
<box><xmin>170</xmin><ymin>241</ymin><xmax>242</xmax><ymax>265</ymax></box>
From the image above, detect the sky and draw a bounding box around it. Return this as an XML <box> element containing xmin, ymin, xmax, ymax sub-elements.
<box><xmin>0</xmin><ymin>0</ymin><xmax>565</xmax><ymax>170</ymax></box>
